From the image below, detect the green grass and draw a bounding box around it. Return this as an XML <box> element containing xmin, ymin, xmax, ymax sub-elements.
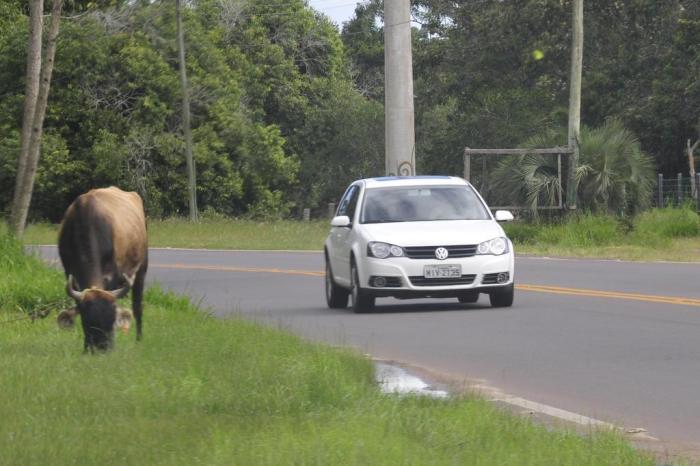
<box><xmin>0</xmin><ymin>229</ymin><xmax>659</xmax><ymax>465</ymax></box>
<box><xmin>0</xmin><ymin>223</ymin><xmax>69</xmax><ymax>313</ymax></box>
<box><xmin>23</xmin><ymin>218</ymin><xmax>331</xmax><ymax>250</ymax></box>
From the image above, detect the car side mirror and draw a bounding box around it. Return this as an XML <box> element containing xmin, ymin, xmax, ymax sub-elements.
<box><xmin>330</xmin><ymin>215</ymin><xmax>351</xmax><ymax>227</ymax></box>
<box><xmin>494</xmin><ymin>210</ymin><xmax>514</xmax><ymax>222</ymax></box>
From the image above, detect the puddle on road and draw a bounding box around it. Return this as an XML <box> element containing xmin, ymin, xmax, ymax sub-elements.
<box><xmin>375</xmin><ymin>362</ymin><xmax>449</xmax><ymax>398</ymax></box>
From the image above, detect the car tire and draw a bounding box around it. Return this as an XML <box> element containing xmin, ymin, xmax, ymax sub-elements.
<box><xmin>351</xmin><ymin>260</ymin><xmax>375</xmax><ymax>313</ymax></box>
<box><xmin>457</xmin><ymin>292</ymin><xmax>479</xmax><ymax>304</ymax></box>
<box><xmin>489</xmin><ymin>284</ymin><xmax>514</xmax><ymax>308</ymax></box>
<box><xmin>325</xmin><ymin>255</ymin><xmax>349</xmax><ymax>308</ymax></box>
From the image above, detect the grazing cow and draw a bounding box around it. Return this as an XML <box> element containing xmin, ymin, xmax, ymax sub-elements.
<box><xmin>56</xmin><ymin>187</ymin><xmax>148</xmax><ymax>351</ymax></box>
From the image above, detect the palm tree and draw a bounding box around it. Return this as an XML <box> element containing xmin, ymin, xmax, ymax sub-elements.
<box><xmin>576</xmin><ymin>118</ymin><xmax>655</xmax><ymax>214</ymax></box>
<box><xmin>491</xmin><ymin>119</ymin><xmax>655</xmax><ymax>215</ymax></box>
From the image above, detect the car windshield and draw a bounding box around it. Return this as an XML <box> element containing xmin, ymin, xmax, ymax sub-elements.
<box><xmin>360</xmin><ymin>186</ymin><xmax>491</xmax><ymax>223</ymax></box>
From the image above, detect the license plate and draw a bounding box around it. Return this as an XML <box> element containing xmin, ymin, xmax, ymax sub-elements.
<box><xmin>424</xmin><ymin>264</ymin><xmax>461</xmax><ymax>278</ymax></box>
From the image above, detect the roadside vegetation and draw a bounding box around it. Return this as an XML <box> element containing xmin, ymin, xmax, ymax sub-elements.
<box><xmin>503</xmin><ymin>206</ymin><xmax>700</xmax><ymax>261</ymax></box>
<box><xmin>0</xmin><ymin>227</ymin><xmax>659</xmax><ymax>466</ymax></box>
<box><xmin>20</xmin><ymin>206</ymin><xmax>700</xmax><ymax>261</ymax></box>
<box><xmin>22</xmin><ymin>217</ymin><xmax>331</xmax><ymax>251</ymax></box>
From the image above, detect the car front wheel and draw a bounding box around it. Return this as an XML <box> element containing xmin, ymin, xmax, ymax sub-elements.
<box><xmin>489</xmin><ymin>284</ymin><xmax>514</xmax><ymax>308</ymax></box>
<box><xmin>325</xmin><ymin>256</ymin><xmax>349</xmax><ymax>308</ymax></box>
<box><xmin>351</xmin><ymin>260</ymin><xmax>375</xmax><ymax>313</ymax></box>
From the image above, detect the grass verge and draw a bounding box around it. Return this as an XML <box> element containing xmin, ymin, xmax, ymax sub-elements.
<box><xmin>0</xmin><ymin>230</ymin><xmax>658</xmax><ymax>465</ymax></box>
<box><xmin>503</xmin><ymin>208</ymin><xmax>700</xmax><ymax>262</ymax></box>
<box><xmin>22</xmin><ymin>218</ymin><xmax>330</xmax><ymax>251</ymax></box>
<box><xmin>21</xmin><ymin>207</ymin><xmax>700</xmax><ymax>261</ymax></box>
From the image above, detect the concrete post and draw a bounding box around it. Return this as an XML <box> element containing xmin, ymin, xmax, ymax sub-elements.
<box><xmin>677</xmin><ymin>173</ymin><xmax>683</xmax><ymax>206</ymax></box>
<box><xmin>657</xmin><ymin>173</ymin><xmax>663</xmax><ymax>208</ymax></box>
<box><xmin>566</xmin><ymin>0</ymin><xmax>583</xmax><ymax>210</ymax></box>
<box><xmin>384</xmin><ymin>0</ymin><xmax>416</xmax><ymax>176</ymax></box>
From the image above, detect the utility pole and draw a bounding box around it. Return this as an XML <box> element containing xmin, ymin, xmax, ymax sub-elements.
<box><xmin>566</xmin><ymin>0</ymin><xmax>583</xmax><ymax>210</ymax></box>
<box><xmin>384</xmin><ymin>0</ymin><xmax>416</xmax><ymax>176</ymax></box>
<box><xmin>176</xmin><ymin>0</ymin><xmax>198</xmax><ymax>222</ymax></box>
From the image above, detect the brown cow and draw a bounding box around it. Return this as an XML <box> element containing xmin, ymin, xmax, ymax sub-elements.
<box><xmin>56</xmin><ymin>187</ymin><xmax>148</xmax><ymax>351</ymax></box>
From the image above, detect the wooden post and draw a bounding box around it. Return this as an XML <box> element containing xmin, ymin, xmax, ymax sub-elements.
<box><xmin>689</xmin><ymin>139</ymin><xmax>698</xmax><ymax>199</ymax></box>
<box><xmin>657</xmin><ymin>173</ymin><xmax>663</xmax><ymax>208</ymax></box>
<box><xmin>463</xmin><ymin>147</ymin><xmax>471</xmax><ymax>182</ymax></box>
<box><xmin>557</xmin><ymin>153</ymin><xmax>563</xmax><ymax>208</ymax></box>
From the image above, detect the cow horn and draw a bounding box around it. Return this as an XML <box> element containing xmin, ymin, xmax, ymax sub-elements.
<box><xmin>66</xmin><ymin>275</ymin><xmax>83</xmax><ymax>301</ymax></box>
<box><xmin>109</xmin><ymin>273</ymin><xmax>135</xmax><ymax>300</ymax></box>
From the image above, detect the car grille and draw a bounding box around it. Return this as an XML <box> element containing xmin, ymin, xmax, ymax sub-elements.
<box><xmin>482</xmin><ymin>272</ymin><xmax>510</xmax><ymax>284</ymax></box>
<box><xmin>409</xmin><ymin>274</ymin><xmax>476</xmax><ymax>287</ymax></box>
<box><xmin>404</xmin><ymin>245</ymin><xmax>478</xmax><ymax>259</ymax></box>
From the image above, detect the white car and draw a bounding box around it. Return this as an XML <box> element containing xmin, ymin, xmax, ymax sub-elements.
<box><xmin>324</xmin><ymin>176</ymin><xmax>515</xmax><ymax>313</ymax></box>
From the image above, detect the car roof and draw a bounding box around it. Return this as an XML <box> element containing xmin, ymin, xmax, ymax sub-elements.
<box><xmin>361</xmin><ymin>176</ymin><xmax>470</xmax><ymax>189</ymax></box>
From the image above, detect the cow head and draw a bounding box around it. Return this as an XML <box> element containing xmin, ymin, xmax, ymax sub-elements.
<box><xmin>59</xmin><ymin>275</ymin><xmax>133</xmax><ymax>351</ymax></box>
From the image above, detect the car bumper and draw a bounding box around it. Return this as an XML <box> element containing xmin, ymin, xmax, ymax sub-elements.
<box><xmin>358</xmin><ymin>253</ymin><xmax>514</xmax><ymax>298</ymax></box>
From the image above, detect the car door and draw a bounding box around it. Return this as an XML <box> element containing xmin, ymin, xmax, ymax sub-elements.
<box><xmin>329</xmin><ymin>184</ymin><xmax>361</xmax><ymax>287</ymax></box>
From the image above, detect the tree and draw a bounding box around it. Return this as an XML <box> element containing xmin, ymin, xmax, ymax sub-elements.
<box><xmin>9</xmin><ymin>0</ymin><xmax>64</xmax><ymax>236</ymax></box>
<box><xmin>9</xmin><ymin>0</ymin><xmax>43</xmax><ymax>236</ymax></box>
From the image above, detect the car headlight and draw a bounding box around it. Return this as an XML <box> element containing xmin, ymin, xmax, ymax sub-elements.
<box><xmin>477</xmin><ymin>237</ymin><xmax>509</xmax><ymax>255</ymax></box>
<box><xmin>368</xmin><ymin>242</ymin><xmax>405</xmax><ymax>259</ymax></box>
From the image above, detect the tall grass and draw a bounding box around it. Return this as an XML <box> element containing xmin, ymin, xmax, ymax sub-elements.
<box><xmin>631</xmin><ymin>206</ymin><xmax>700</xmax><ymax>241</ymax></box>
<box><xmin>0</xmin><ymin>224</ymin><xmax>68</xmax><ymax>314</ymax></box>
<box><xmin>0</xmin><ymin>226</ymin><xmax>658</xmax><ymax>465</ymax></box>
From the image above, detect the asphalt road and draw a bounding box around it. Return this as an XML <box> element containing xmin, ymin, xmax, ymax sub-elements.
<box><xmin>36</xmin><ymin>246</ymin><xmax>700</xmax><ymax>448</ymax></box>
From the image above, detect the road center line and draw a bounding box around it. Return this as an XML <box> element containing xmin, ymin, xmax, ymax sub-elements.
<box><xmin>151</xmin><ymin>263</ymin><xmax>700</xmax><ymax>307</ymax></box>
<box><xmin>517</xmin><ymin>284</ymin><xmax>700</xmax><ymax>307</ymax></box>
<box><xmin>152</xmin><ymin>262</ymin><xmax>324</xmax><ymax>277</ymax></box>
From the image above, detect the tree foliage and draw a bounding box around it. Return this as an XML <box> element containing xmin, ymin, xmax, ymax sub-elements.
<box><xmin>342</xmin><ymin>0</ymin><xmax>697</xmax><ymax>187</ymax></box>
<box><xmin>1</xmin><ymin>0</ymin><xmax>697</xmax><ymax>220</ymax></box>
<box><xmin>0</xmin><ymin>0</ymin><xmax>383</xmax><ymax>220</ymax></box>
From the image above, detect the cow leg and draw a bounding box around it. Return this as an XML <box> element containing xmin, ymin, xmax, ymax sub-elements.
<box><xmin>132</xmin><ymin>261</ymin><xmax>147</xmax><ymax>341</ymax></box>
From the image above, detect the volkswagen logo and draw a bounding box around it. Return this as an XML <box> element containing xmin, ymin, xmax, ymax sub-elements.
<box><xmin>434</xmin><ymin>247</ymin><xmax>449</xmax><ymax>260</ymax></box>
